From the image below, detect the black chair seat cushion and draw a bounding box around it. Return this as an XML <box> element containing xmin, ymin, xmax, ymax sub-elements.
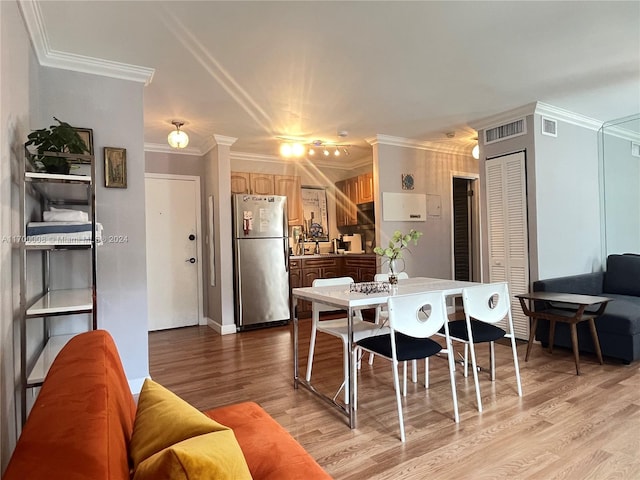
<box><xmin>356</xmin><ymin>332</ymin><xmax>442</xmax><ymax>361</ymax></box>
<box><xmin>445</xmin><ymin>320</ymin><xmax>506</xmax><ymax>343</ymax></box>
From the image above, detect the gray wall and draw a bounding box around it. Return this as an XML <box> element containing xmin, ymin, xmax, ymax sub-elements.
<box><xmin>0</xmin><ymin>0</ymin><xmax>33</xmax><ymax>470</ymax></box>
<box><xmin>34</xmin><ymin>68</ymin><xmax>149</xmax><ymax>388</ymax></box>
<box><xmin>479</xmin><ymin>113</ymin><xmax>604</xmax><ymax>283</ymax></box>
<box><xmin>374</xmin><ymin>142</ymin><xmax>478</xmax><ymax>278</ymax></box>
<box><xmin>533</xmin><ymin>114</ymin><xmax>602</xmax><ymax>277</ymax></box>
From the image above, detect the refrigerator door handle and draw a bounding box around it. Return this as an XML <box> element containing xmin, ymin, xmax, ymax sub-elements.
<box><xmin>284</xmin><ymin>237</ymin><xmax>289</xmax><ymax>272</ymax></box>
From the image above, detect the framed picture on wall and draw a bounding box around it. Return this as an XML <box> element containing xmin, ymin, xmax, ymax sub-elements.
<box><xmin>104</xmin><ymin>147</ymin><xmax>127</xmax><ymax>188</ymax></box>
<box><xmin>301</xmin><ymin>186</ymin><xmax>329</xmax><ymax>241</ymax></box>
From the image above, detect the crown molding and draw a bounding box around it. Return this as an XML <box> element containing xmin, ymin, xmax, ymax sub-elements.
<box><xmin>212</xmin><ymin>135</ymin><xmax>238</xmax><ymax>147</ymax></box>
<box><xmin>19</xmin><ymin>1</ymin><xmax>154</xmax><ymax>85</ymax></box>
<box><xmin>367</xmin><ymin>134</ymin><xmax>467</xmax><ymax>155</ymax></box>
<box><xmin>231</xmin><ymin>151</ymin><xmax>286</xmax><ymax>164</ymax></box>
<box><xmin>470</xmin><ymin>101</ymin><xmax>605</xmax><ymax>133</ymax></box>
<box><xmin>534</xmin><ymin>102</ymin><xmax>603</xmax><ymax>131</ymax></box>
<box><xmin>144</xmin><ymin>142</ymin><xmax>203</xmax><ymax>156</ymax></box>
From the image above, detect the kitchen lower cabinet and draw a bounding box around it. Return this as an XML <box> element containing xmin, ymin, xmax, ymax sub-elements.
<box><xmin>291</xmin><ymin>255</ymin><xmax>376</xmax><ymax>317</ymax></box>
<box><xmin>343</xmin><ymin>256</ymin><xmax>376</xmax><ymax>282</ymax></box>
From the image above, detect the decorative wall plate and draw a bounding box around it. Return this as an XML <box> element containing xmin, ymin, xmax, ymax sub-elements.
<box><xmin>402</xmin><ymin>173</ymin><xmax>414</xmax><ymax>190</ymax></box>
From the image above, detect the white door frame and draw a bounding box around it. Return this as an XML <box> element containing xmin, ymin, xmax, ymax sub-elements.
<box><xmin>450</xmin><ymin>171</ymin><xmax>482</xmax><ymax>282</ymax></box>
<box><xmin>145</xmin><ymin>173</ymin><xmax>205</xmax><ymax>326</ymax></box>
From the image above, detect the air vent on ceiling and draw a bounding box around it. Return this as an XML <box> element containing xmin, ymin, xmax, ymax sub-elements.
<box><xmin>484</xmin><ymin>118</ymin><xmax>526</xmax><ymax>144</ymax></box>
<box><xmin>541</xmin><ymin>117</ymin><xmax>558</xmax><ymax>137</ymax></box>
<box><xmin>632</xmin><ymin>142</ymin><xmax>640</xmax><ymax>158</ymax></box>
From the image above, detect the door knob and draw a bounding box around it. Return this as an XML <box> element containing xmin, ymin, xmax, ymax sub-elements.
<box><xmin>186</xmin><ymin>257</ymin><xmax>196</xmax><ymax>264</ymax></box>
<box><xmin>188</xmin><ymin>234</ymin><xmax>196</xmax><ymax>241</ymax></box>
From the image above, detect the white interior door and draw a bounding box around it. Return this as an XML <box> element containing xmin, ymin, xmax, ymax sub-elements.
<box><xmin>145</xmin><ymin>175</ymin><xmax>202</xmax><ymax>331</ymax></box>
<box><xmin>485</xmin><ymin>151</ymin><xmax>530</xmax><ymax>339</ymax></box>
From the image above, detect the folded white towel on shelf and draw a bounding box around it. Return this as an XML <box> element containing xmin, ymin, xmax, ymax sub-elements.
<box><xmin>43</xmin><ymin>207</ymin><xmax>89</xmax><ymax>223</ymax></box>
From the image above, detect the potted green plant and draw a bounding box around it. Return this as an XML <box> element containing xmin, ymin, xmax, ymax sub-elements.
<box><xmin>373</xmin><ymin>229</ymin><xmax>423</xmax><ymax>283</ymax></box>
<box><xmin>25</xmin><ymin>117</ymin><xmax>89</xmax><ymax>174</ymax></box>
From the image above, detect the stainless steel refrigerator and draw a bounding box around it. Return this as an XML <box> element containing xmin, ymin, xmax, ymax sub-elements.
<box><xmin>232</xmin><ymin>194</ymin><xmax>290</xmax><ymax>329</ymax></box>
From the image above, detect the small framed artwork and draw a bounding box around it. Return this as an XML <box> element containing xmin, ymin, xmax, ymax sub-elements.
<box><xmin>402</xmin><ymin>173</ymin><xmax>415</xmax><ymax>190</ymax></box>
<box><xmin>67</xmin><ymin>128</ymin><xmax>94</xmax><ymax>164</ymax></box>
<box><xmin>104</xmin><ymin>147</ymin><xmax>127</xmax><ymax>188</ymax></box>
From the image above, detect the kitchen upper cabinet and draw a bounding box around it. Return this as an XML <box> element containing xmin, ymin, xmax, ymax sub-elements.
<box><xmin>231</xmin><ymin>172</ymin><xmax>251</xmax><ymax>194</ymax></box>
<box><xmin>335</xmin><ymin>177</ymin><xmax>358</xmax><ymax>226</ymax></box>
<box><xmin>250</xmin><ymin>173</ymin><xmax>275</xmax><ymax>195</ymax></box>
<box><xmin>231</xmin><ymin>171</ymin><xmax>302</xmax><ymax>226</ymax></box>
<box><xmin>274</xmin><ymin>175</ymin><xmax>303</xmax><ymax>226</ymax></box>
<box><xmin>357</xmin><ymin>172</ymin><xmax>373</xmax><ymax>203</ymax></box>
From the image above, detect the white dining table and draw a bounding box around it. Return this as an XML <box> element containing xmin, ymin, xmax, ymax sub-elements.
<box><xmin>291</xmin><ymin>276</ymin><xmax>480</xmax><ymax>429</ymax></box>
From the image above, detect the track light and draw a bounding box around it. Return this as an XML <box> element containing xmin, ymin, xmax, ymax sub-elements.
<box><xmin>278</xmin><ymin>138</ymin><xmax>351</xmax><ymax>158</ymax></box>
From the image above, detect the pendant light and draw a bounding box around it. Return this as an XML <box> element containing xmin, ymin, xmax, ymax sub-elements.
<box><xmin>168</xmin><ymin>121</ymin><xmax>189</xmax><ymax>149</ymax></box>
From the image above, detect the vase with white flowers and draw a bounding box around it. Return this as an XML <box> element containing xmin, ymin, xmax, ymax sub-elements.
<box><xmin>373</xmin><ymin>229</ymin><xmax>423</xmax><ymax>283</ymax></box>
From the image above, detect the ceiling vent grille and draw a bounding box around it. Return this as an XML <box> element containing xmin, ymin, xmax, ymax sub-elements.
<box><xmin>484</xmin><ymin>118</ymin><xmax>526</xmax><ymax>144</ymax></box>
<box><xmin>632</xmin><ymin>142</ymin><xmax>640</xmax><ymax>158</ymax></box>
<box><xmin>541</xmin><ymin>117</ymin><xmax>558</xmax><ymax>137</ymax></box>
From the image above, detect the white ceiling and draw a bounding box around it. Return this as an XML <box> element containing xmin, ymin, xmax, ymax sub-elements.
<box><xmin>24</xmin><ymin>1</ymin><xmax>640</xmax><ymax>160</ymax></box>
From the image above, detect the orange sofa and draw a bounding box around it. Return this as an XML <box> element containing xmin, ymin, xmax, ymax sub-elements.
<box><xmin>3</xmin><ymin>330</ymin><xmax>331</xmax><ymax>480</ymax></box>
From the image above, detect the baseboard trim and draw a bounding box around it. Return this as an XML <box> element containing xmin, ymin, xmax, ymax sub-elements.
<box><xmin>206</xmin><ymin>317</ymin><xmax>237</xmax><ymax>335</ymax></box>
<box><xmin>128</xmin><ymin>376</ymin><xmax>148</xmax><ymax>395</ymax></box>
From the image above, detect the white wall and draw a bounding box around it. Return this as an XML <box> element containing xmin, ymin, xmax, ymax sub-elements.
<box><xmin>33</xmin><ymin>68</ymin><xmax>149</xmax><ymax>389</ymax></box>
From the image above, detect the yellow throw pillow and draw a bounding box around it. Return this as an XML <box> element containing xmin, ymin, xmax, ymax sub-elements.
<box><xmin>133</xmin><ymin>431</ymin><xmax>252</xmax><ymax>480</ymax></box>
<box><xmin>130</xmin><ymin>379</ymin><xmax>230</xmax><ymax>469</ymax></box>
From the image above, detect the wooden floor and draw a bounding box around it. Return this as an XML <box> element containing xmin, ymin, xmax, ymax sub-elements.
<box><xmin>149</xmin><ymin>320</ymin><xmax>640</xmax><ymax>479</ymax></box>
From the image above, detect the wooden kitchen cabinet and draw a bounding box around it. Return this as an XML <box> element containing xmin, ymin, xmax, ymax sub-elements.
<box><xmin>294</xmin><ymin>256</ymin><xmax>340</xmax><ymax>317</ymax></box>
<box><xmin>343</xmin><ymin>256</ymin><xmax>376</xmax><ymax>282</ymax></box>
<box><xmin>291</xmin><ymin>255</ymin><xmax>376</xmax><ymax>317</ymax></box>
<box><xmin>231</xmin><ymin>172</ymin><xmax>302</xmax><ymax>226</ymax></box>
<box><xmin>231</xmin><ymin>172</ymin><xmax>251</xmax><ymax>194</ymax></box>
<box><xmin>335</xmin><ymin>177</ymin><xmax>358</xmax><ymax>226</ymax></box>
<box><xmin>357</xmin><ymin>172</ymin><xmax>374</xmax><ymax>203</ymax></box>
<box><xmin>250</xmin><ymin>173</ymin><xmax>275</xmax><ymax>195</ymax></box>
<box><xmin>274</xmin><ymin>174</ymin><xmax>303</xmax><ymax>226</ymax></box>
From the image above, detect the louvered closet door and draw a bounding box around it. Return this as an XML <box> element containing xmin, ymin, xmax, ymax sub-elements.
<box><xmin>485</xmin><ymin>151</ymin><xmax>530</xmax><ymax>339</ymax></box>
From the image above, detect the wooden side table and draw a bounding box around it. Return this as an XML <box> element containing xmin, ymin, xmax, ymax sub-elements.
<box><xmin>515</xmin><ymin>292</ymin><xmax>611</xmax><ymax>375</ymax></box>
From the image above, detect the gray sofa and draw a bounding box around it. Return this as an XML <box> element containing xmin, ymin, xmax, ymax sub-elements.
<box><xmin>533</xmin><ymin>253</ymin><xmax>640</xmax><ymax>364</ymax></box>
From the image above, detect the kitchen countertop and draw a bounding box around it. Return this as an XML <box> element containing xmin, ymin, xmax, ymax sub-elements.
<box><xmin>290</xmin><ymin>253</ymin><xmax>376</xmax><ymax>259</ymax></box>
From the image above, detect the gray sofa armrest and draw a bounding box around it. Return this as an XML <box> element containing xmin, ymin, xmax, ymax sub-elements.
<box><xmin>533</xmin><ymin>272</ymin><xmax>605</xmax><ymax>296</ymax></box>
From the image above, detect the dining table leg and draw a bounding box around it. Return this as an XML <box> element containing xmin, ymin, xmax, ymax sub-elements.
<box><xmin>293</xmin><ymin>303</ymin><xmax>299</xmax><ymax>388</ymax></box>
<box><xmin>348</xmin><ymin>307</ymin><xmax>356</xmax><ymax>429</ymax></box>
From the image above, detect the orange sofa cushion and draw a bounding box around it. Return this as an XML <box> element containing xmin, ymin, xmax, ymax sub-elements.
<box><xmin>205</xmin><ymin>402</ymin><xmax>332</xmax><ymax>480</ymax></box>
<box><xmin>3</xmin><ymin>330</ymin><xmax>136</xmax><ymax>480</ymax></box>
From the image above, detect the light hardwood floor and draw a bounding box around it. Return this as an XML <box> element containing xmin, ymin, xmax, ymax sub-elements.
<box><xmin>149</xmin><ymin>320</ymin><xmax>640</xmax><ymax>479</ymax></box>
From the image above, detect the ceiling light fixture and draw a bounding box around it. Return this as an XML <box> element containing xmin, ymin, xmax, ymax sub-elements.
<box><xmin>472</xmin><ymin>143</ymin><xmax>479</xmax><ymax>160</ymax></box>
<box><xmin>278</xmin><ymin>138</ymin><xmax>351</xmax><ymax>159</ymax></box>
<box><xmin>167</xmin><ymin>121</ymin><xmax>189</xmax><ymax>149</ymax></box>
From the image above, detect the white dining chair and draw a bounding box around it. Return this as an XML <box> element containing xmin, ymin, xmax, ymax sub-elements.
<box><xmin>305</xmin><ymin>276</ymin><xmax>389</xmax><ymax>405</ymax></box>
<box><xmin>354</xmin><ymin>290</ymin><xmax>460</xmax><ymax>442</ymax></box>
<box><xmin>448</xmin><ymin>282</ymin><xmax>523</xmax><ymax>412</ymax></box>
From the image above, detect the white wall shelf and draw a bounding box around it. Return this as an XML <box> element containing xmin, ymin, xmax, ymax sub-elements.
<box><xmin>19</xmin><ymin>149</ymin><xmax>97</xmax><ymax>424</ymax></box>
<box><xmin>26</xmin><ymin>334</ymin><xmax>78</xmax><ymax>386</ymax></box>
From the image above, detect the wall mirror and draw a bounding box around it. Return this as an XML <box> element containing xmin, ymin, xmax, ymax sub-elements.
<box><xmin>599</xmin><ymin>113</ymin><xmax>640</xmax><ymax>258</ymax></box>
